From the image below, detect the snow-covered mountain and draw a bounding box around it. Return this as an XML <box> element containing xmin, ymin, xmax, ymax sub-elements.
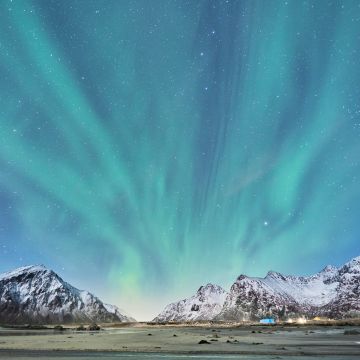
<box><xmin>320</xmin><ymin>256</ymin><xmax>360</xmax><ymax>318</ymax></box>
<box><xmin>0</xmin><ymin>265</ymin><xmax>135</xmax><ymax>324</ymax></box>
<box><xmin>154</xmin><ymin>256</ymin><xmax>360</xmax><ymax>322</ymax></box>
<box><xmin>153</xmin><ymin>283</ymin><xmax>227</xmax><ymax>322</ymax></box>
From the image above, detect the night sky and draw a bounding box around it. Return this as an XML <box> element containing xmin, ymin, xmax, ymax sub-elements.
<box><xmin>1</xmin><ymin>0</ymin><xmax>360</xmax><ymax>320</ymax></box>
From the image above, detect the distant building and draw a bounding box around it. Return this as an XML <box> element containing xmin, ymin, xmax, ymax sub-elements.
<box><xmin>260</xmin><ymin>318</ymin><xmax>275</xmax><ymax>324</ymax></box>
<box><xmin>312</xmin><ymin>316</ymin><xmax>328</xmax><ymax>321</ymax></box>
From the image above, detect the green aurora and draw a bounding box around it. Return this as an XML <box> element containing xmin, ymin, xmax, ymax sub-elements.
<box><xmin>0</xmin><ymin>0</ymin><xmax>360</xmax><ymax>319</ymax></box>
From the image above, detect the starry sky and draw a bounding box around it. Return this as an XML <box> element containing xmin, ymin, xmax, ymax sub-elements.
<box><xmin>1</xmin><ymin>0</ymin><xmax>360</xmax><ymax>320</ymax></box>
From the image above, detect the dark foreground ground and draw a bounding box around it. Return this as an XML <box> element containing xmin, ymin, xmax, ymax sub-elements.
<box><xmin>0</xmin><ymin>324</ymin><xmax>359</xmax><ymax>359</ymax></box>
<box><xmin>0</xmin><ymin>350</ymin><xmax>359</xmax><ymax>360</ymax></box>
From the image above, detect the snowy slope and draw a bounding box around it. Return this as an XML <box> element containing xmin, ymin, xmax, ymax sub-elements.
<box><xmin>262</xmin><ymin>266</ymin><xmax>338</xmax><ymax>307</ymax></box>
<box><xmin>215</xmin><ymin>273</ymin><xmax>302</xmax><ymax>321</ymax></box>
<box><xmin>0</xmin><ymin>265</ymin><xmax>135</xmax><ymax>324</ymax></box>
<box><xmin>153</xmin><ymin>284</ymin><xmax>227</xmax><ymax>322</ymax></box>
<box><xmin>103</xmin><ymin>303</ymin><xmax>136</xmax><ymax>322</ymax></box>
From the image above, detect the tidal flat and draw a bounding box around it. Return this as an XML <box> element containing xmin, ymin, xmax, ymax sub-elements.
<box><xmin>0</xmin><ymin>324</ymin><xmax>359</xmax><ymax>359</ymax></box>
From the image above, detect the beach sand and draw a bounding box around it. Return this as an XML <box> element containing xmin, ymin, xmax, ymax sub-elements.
<box><xmin>0</xmin><ymin>323</ymin><xmax>359</xmax><ymax>357</ymax></box>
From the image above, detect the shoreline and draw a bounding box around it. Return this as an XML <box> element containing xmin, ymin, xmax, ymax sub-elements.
<box><xmin>3</xmin><ymin>319</ymin><xmax>360</xmax><ymax>330</ymax></box>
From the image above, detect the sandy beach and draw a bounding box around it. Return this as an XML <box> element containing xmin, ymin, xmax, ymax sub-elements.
<box><xmin>0</xmin><ymin>323</ymin><xmax>359</xmax><ymax>358</ymax></box>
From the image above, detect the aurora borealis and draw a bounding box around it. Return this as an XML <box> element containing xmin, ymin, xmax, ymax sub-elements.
<box><xmin>1</xmin><ymin>0</ymin><xmax>360</xmax><ymax>320</ymax></box>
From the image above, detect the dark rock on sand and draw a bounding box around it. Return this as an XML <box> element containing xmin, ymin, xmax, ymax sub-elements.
<box><xmin>198</xmin><ymin>339</ymin><xmax>211</xmax><ymax>344</ymax></box>
<box><xmin>87</xmin><ymin>323</ymin><xmax>100</xmax><ymax>331</ymax></box>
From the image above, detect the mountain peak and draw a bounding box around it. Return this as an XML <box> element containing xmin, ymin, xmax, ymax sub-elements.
<box><xmin>9</xmin><ymin>264</ymin><xmax>47</xmax><ymax>272</ymax></box>
<box><xmin>197</xmin><ymin>283</ymin><xmax>225</xmax><ymax>294</ymax></box>
<box><xmin>0</xmin><ymin>264</ymin><xmax>53</xmax><ymax>281</ymax></box>
<box><xmin>320</xmin><ymin>264</ymin><xmax>338</xmax><ymax>274</ymax></box>
<box><xmin>347</xmin><ymin>255</ymin><xmax>360</xmax><ymax>265</ymax></box>
<box><xmin>265</xmin><ymin>270</ymin><xmax>286</xmax><ymax>280</ymax></box>
<box><xmin>341</xmin><ymin>255</ymin><xmax>360</xmax><ymax>274</ymax></box>
<box><xmin>0</xmin><ymin>265</ymin><xmax>134</xmax><ymax>324</ymax></box>
<box><xmin>236</xmin><ymin>274</ymin><xmax>249</xmax><ymax>281</ymax></box>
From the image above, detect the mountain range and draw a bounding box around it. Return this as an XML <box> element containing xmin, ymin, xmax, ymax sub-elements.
<box><xmin>2</xmin><ymin>256</ymin><xmax>359</xmax><ymax>324</ymax></box>
<box><xmin>154</xmin><ymin>256</ymin><xmax>360</xmax><ymax>322</ymax></box>
<box><xmin>0</xmin><ymin>265</ymin><xmax>135</xmax><ymax>324</ymax></box>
